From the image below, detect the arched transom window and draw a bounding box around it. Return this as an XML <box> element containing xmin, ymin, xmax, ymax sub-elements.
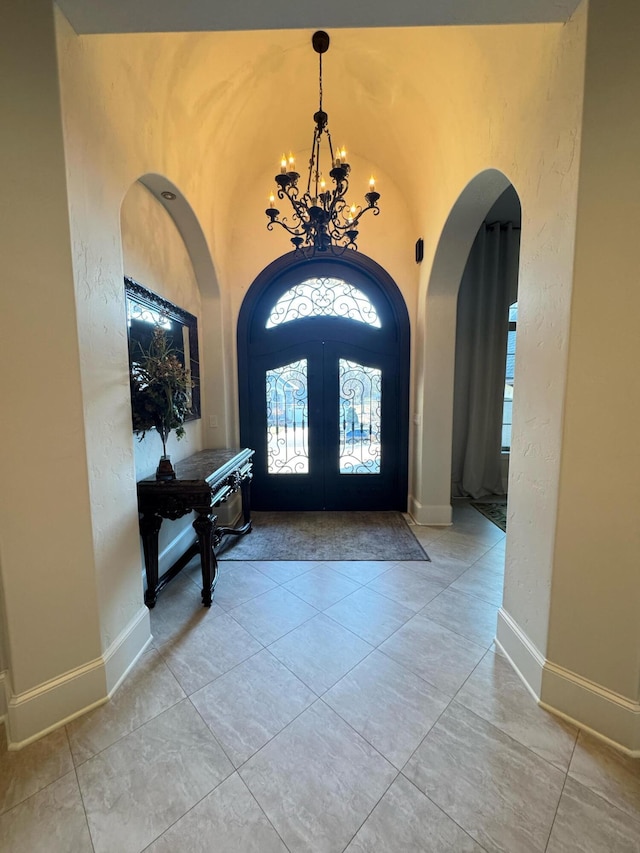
<box><xmin>266</xmin><ymin>277</ymin><xmax>381</xmax><ymax>329</ymax></box>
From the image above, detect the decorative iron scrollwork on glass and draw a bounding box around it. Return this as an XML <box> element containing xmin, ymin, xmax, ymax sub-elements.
<box><xmin>339</xmin><ymin>359</ymin><xmax>382</xmax><ymax>474</ymax></box>
<box><xmin>266</xmin><ymin>360</ymin><xmax>309</xmax><ymax>474</ymax></box>
<box><xmin>266</xmin><ymin>278</ymin><xmax>381</xmax><ymax>328</ymax></box>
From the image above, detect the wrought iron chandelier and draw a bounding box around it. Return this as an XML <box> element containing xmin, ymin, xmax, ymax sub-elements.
<box><xmin>265</xmin><ymin>30</ymin><xmax>380</xmax><ymax>255</ymax></box>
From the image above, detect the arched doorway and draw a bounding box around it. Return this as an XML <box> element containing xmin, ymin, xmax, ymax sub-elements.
<box><xmin>238</xmin><ymin>252</ymin><xmax>410</xmax><ymax>511</ymax></box>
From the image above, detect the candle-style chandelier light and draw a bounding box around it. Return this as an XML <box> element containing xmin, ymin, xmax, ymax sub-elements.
<box><xmin>265</xmin><ymin>30</ymin><xmax>380</xmax><ymax>255</ymax></box>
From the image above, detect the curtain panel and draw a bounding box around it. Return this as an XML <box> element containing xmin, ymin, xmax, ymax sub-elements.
<box><xmin>451</xmin><ymin>222</ymin><xmax>520</xmax><ymax>499</ymax></box>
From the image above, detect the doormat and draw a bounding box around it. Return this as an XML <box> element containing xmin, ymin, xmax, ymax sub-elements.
<box><xmin>216</xmin><ymin>511</ymin><xmax>429</xmax><ymax>562</ymax></box>
<box><xmin>471</xmin><ymin>500</ymin><xmax>507</xmax><ymax>532</ymax></box>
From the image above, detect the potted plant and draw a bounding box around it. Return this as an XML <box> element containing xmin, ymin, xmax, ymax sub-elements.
<box><xmin>129</xmin><ymin>325</ymin><xmax>193</xmax><ymax>479</ymax></box>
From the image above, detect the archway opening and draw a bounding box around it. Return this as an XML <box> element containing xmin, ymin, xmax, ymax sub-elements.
<box><xmin>451</xmin><ymin>184</ymin><xmax>521</xmax><ymax>508</ymax></box>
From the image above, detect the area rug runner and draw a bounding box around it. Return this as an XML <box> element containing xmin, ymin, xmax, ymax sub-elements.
<box><xmin>471</xmin><ymin>499</ymin><xmax>507</xmax><ymax>532</ymax></box>
<box><xmin>217</xmin><ymin>511</ymin><xmax>429</xmax><ymax>562</ymax></box>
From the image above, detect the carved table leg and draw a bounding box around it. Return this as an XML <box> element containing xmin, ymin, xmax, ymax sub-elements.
<box><xmin>193</xmin><ymin>511</ymin><xmax>218</xmax><ymax>606</ymax></box>
<box><xmin>140</xmin><ymin>513</ymin><xmax>163</xmax><ymax>608</ymax></box>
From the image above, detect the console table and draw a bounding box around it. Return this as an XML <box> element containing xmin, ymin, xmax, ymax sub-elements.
<box><xmin>137</xmin><ymin>448</ymin><xmax>254</xmax><ymax>608</ymax></box>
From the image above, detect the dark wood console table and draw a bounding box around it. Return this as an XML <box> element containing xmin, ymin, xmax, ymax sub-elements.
<box><xmin>137</xmin><ymin>448</ymin><xmax>253</xmax><ymax>608</ymax></box>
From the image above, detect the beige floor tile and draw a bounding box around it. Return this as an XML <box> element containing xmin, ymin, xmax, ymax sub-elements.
<box><xmin>366</xmin><ymin>565</ymin><xmax>446</xmax><ymax>611</ymax></box>
<box><xmin>379</xmin><ymin>613</ymin><xmax>486</xmax><ymax>697</ymax></box>
<box><xmin>547</xmin><ymin>776</ymin><xmax>640</xmax><ymax>852</ymax></box>
<box><xmin>67</xmin><ymin>646</ymin><xmax>185</xmax><ymax>765</ymax></box>
<box><xmin>409</xmin><ymin>525</ymin><xmax>448</xmax><ymax>544</ymax></box>
<box><xmin>471</xmin><ymin>548</ymin><xmax>507</xmax><ymax>572</ymax></box>
<box><xmin>145</xmin><ymin>773</ymin><xmax>288</xmax><ymax>852</ymax></box>
<box><xmin>283</xmin><ymin>564</ymin><xmax>361</xmax><ymax>610</ymax></box>
<box><xmin>0</xmin><ymin>726</ymin><xmax>73</xmax><ymax>814</ymax></box>
<box><xmin>455</xmin><ymin>650</ymin><xmax>578</xmax><ymax>770</ymax></box>
<box><xmin>427</xmin><ymin>537</ymin><xmax>493</xmax><ymax>564</ymax></box>
<box><xmin>345</xmin><ymin>774</ymin><xmax>483</xmax><ymax>852</ymax></box>
<box><xmin>324</xmin><ymin>650</ymin><xmax>449</xmax><ymax>768</ymax></box>
<box><xmin>239</xmin><ymin>700</ymin><xmax>397</xmax><ymax>853</ymax></box>
<box><xmin>395</xmin><ymin>556</ymin><xmax>472</xmax><ymax>586</ymax></box>
<box><xmin>569</xmin><ymin>730</ymin><xmax>640</xmax><ymax>823</ymax></box>
<box><xmin>404</xmin><ymin>702</ymin><xmax>565</xmax><ymax>852</ymax></box>
<box><xmin>77</xmin><ymin>699</ymin><xmax>233</xmax><ymax>853</ymax></box>
<box><xmin>442</xmin><ymin>523</ymin><xmax>505</xmax><ymax>546</ymax></box>
<box><xmin>245</xmin><ymin>560</ymin><xmax>323</xmax><ymax>584</ymax></box>
<box><xmin>149</xmin><ymin>574</ymin><xmax>225</xmax><ymax>646</ymax></box>
<box><xmin>321</xmin><ymin>559</ymin><xmax>394</xmax><ymax>584</ymax></box>
<box><xmin>228</xmin><ymin>585</ymin><xmax>318</xmax><ymax>645</ymax></box>
<box><xmin>0</xmin><ymin>772</ymin><xmax>92</xmax><ymax>853</ymax></box>
<box><xmin>155</xmin><ymin>612</ymin><xmax>263</xmax><ymax>694</ymax></box>
<box><xmin>209</xmin><ymin>562</ymin><xmax>278</xmax><ymax>610</ymax></box>
<box><xmin>324</xmin><ymin>586</ymin><xmax>414</xmax><ymax>646</ymax></box>
<box><xmin>190</xmin><ymin>649</ymin><xmax>316</xmax><ymax>767</ymax></box>
<box><xmin>450</xmin><ymin>560</ymin><xmax>504</xmax><ymax>606</ymax></box>
<box><xmin>419</xmin><ymin>587</ymin><xmax>498</xmax><ymax>648</ymax></box>
<box><xmin>268</xmin><ymin>613</ymin><xmax>373</xmax><ymax>694</ymax></box>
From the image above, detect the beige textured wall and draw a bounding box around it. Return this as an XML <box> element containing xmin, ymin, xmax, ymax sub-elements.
<box><xmin>549</xmin><ymin>0</ymin><xmax>640</xmax><ymax>701</ymax></box>
<box><xmin>0</xmin><ymin>0</ymin><xmax>102</xmax><ymax>699</ymax></box>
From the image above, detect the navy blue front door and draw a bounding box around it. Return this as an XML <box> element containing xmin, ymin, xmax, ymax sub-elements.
<box><xmin>238</xmin><ymin>254</ymin><xmax>409</xmax><ymax>511</ymax></box>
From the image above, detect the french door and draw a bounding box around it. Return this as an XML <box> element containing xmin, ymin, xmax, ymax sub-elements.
<box><xmin>238</xmin><ymin>254</ymin><xmax>409</xmax><ymax>511</ymax></box>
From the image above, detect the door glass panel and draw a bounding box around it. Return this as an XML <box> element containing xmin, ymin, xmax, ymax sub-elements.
<box><xmin>266</xmin><ymin>360</ymin><xmax>309</xmax><ymax>474</ymax></box>
<box><xmin>266</xmin><ymin>278</ymin><xmax>381</xmax><ymax>328</ymax></box>
<box><xmin>339</xmin><ymin>359</ymin><xmax>381</xmax><ymax>474</ymax></box>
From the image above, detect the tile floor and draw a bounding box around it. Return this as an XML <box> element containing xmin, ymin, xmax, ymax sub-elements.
<box><xmin>2</xmin><ymin>504</ymin><xmax>640</xmax><ymax>852</ymax></box>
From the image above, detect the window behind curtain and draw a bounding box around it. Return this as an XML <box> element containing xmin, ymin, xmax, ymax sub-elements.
<box><xmin>502</xmin><ymin>301</ymin><xmax>517</xmax><ymax>451</ymax></box>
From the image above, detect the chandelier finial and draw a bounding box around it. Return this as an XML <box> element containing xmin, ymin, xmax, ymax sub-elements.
<box><xmin>265</xmin><ymin>30</ymin><xmax>380</xmax><ymax>256</ymax></box>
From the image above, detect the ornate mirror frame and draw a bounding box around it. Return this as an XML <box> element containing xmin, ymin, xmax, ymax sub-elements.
<box><xmin>124</xmin><ymin>276</ymin><xmax>201</xmax><ymax>422</ymax></box>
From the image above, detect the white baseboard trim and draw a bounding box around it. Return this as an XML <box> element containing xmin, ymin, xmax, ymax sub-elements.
<box><xmin>103</xmin><ymin>606</ymin><xmax>151</xmax><ymax>695</ymax></box>
<box><xmin>408</xmin><ymin>496</ymin><xmax>452</xmax><ymax>526</ymax></box>
<box><xmin>159</xmin><ymin>523</ymin><xmax>196</xmax><ymax>573</ymax></box>
<box><xmin>496</xmin><ymin>607</ymin><xmax>545</xmax><ymax>698</ymax></box>
<box><xmin>541</xmin><ymin>661</ymin><xmax>640</xmax><ymax>755</ymax></box>
<box><xmin>0</xmin><ymin>670</ymin><xmax>7</xmax><ymax>732</ymax></box>
<box><xmin>5</xmin><ymin>608</ymin><xmax>151</xmax><ymax>750</ymax></box>
<box><xmin>497</xmin><ymin>607</ymin><xmax>640</xmax><ymax>755</ymax></box>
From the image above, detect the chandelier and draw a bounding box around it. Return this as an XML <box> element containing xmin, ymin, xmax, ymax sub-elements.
<box><xmin>265</xmin><ymin>30</ymin><xmax>380</xmax><ymax>255</ymax></box>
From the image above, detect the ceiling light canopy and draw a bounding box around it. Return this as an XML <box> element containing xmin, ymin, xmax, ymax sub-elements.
<box><xmin>265</xmin><ymin>30</ymin><xmax>380</xmax><ymax>256</ymax></box>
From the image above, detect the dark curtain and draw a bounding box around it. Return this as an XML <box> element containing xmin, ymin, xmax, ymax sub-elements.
<box><xmin>451</xmin><ymin>222</ymin><xmax>520</xmax><ymax>498</ymax></box>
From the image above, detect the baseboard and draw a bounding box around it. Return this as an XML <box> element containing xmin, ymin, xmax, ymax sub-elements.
<box><xmin>408</xmin><ymin>496</ymin><xmax>452</xmax><ymax>526</ymax></box>
<box><xmin>497</xmin><ymin>607</ymin><xmax>640</xmax><ymax>755</ymax></box>
<box><xmin>0</xmin><ymin>669</ymin><xmax>7</xmax><ymax>729</ymax></box>
<box><xmin>158</xmin><ymin>523</ymin><xmax>197</xmax><ymax>576</ymax></box>
<box><xmin>496</xmin><ymin>607</ymin><xmax>545</xmax><ymax>698</ymax></box>
<box><xmin>5</xmin><ymin>607</ymin><xmax>151</xmax><ymax>749</ymax></box>
<box><xmin>103</xmin><ymin>606</ymin><xmax>151</xmax><ymax>695</ymax></box>
<box><xmin>541</xmin><ymin>662</ymin><xmax>640</xmax><ymax>755</ymax></box>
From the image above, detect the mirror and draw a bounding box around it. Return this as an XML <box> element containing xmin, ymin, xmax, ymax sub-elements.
<box><xmin>124</xmin><ymin>276</ymin><xmax>201</xmax><ymax>421</ymax></box>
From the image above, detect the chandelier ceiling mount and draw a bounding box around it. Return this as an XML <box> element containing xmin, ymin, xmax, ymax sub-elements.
<box><xmin>265</xmin><ymin>30</ymin><xmax>380</xmax><ymax>256</ymax></box>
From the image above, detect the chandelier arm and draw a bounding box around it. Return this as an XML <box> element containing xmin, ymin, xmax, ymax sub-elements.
<box><xmin>328</xmin><ymin>178</ymin><xmax>350</xmax><ymax>220</ymax></box>
<box><xmin>288</xmin><ymin>189</ymin><xmax>312</xmax><ymax>222</ymax></box>
<box><xmin>267</xmin><ymin>217</ymin><xmax>308</xmax><ymax>238</ymax></box>
<box><xmin>345</xmin><ymin>202</ymin><xmax>378</xmax><ymax>229</ymax></box>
